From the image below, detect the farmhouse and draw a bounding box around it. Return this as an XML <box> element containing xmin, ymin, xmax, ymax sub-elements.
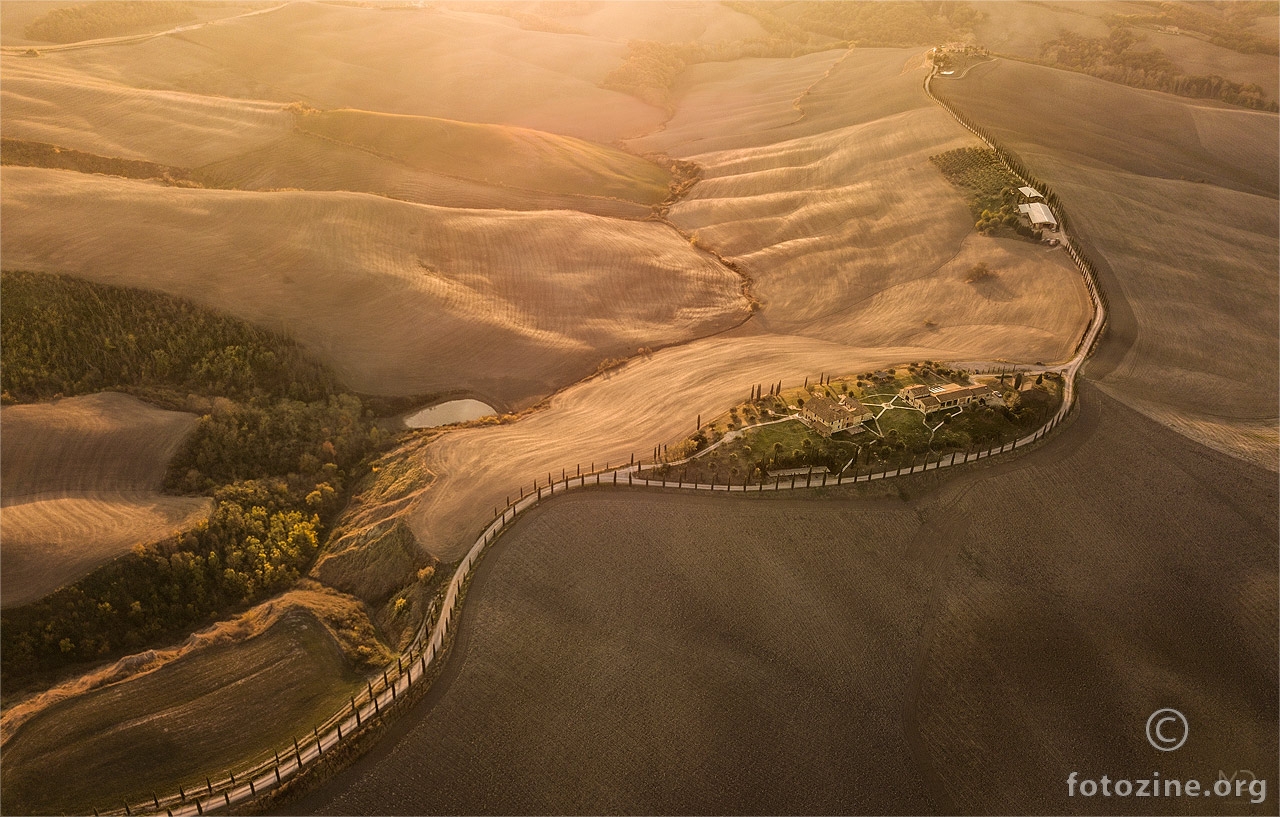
<box><xmin>1017</xmin><ymin>186</ymin><xmax>1042</xmax><ymax>200</ymax></box>
<box><xmin>799</xmin><ymin>394</ymin><xmax>872</xmax><ymax>437</ymax></box>
<box><xmin>899</xmin><ymin>382</ymin><xmax>995</xmax><ymax>411</ymax></box>
<box><xmin>1018</xmin><ymin>201</ymin><xmax>1057</xmax><ymax>229</ymax></box>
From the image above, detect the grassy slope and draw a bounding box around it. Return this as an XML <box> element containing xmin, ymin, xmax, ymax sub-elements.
<box><xmin>192</xmin><ymin>131</ymin><xmax>656</xmax><ymax>219</ymax></box>
<box><xmin>939</xmin><ymin>59</ymin><xmax>1278</xmax><ymax>469</ymax></box>
<box><xmin>0</xmin><ymin>59</ymin><xmax>291</xmax><ymax>167</ymax></box>
<box><xmin>641</xmin><ymin>47</ymin><xmax>1090</xmax><ymax>359</ymax></box>
<box><xmin>0</xmin><ymin>598</ymin><xmax>365</xmax><ymax>815</ymax></box>
<box><xmin>2</xmin><ymin>392</ymin><xmax>197</xmax><ymax>499</ymax></box>
<box><xmin>294</xmin><ymin>109</ymin><xmax>670</xmax><ymax>203</ymax></box>
<box><xmin>0</xmin><ymin>64</ymin><xmax>666</xmax><ymax>217</ymax></box>
<box><xmin>20</xmin><ymin>1</ymin><xmax>664</xmax><ymax>143</ymax></box>
<box><xmin>539</xmin><ymin>0</ymin><xmax>767</xmax><ymax>44</ymax></box>
<box><xmin>0</xmin><ymin>1</ymin><xmax>258</xmax><ymax>48</ymax></box>
<box><xmin>295</xmin><ymin>386</ymin><xmax>1276</xmax><ymax>815</ymax></box>
<box><xmin>0</xmin><ymin>167</ymin><xmax>747</xmax><ymax>406</ymax></box>
<box><xmin>0</xmin><ymin>393</ymin><xmax>210</xmax><ymax>607</ymax></box>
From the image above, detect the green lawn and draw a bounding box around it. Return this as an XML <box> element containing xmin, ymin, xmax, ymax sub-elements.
<box><xmin>652</xmin><ymin>367</ymin><xmax>1065</xmax><ymax>482</ymax></box>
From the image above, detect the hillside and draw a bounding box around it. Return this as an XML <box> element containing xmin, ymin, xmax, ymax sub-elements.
<box><xmin>936</xmin><ymin>58</ymin><xmax>1278</xmax><ymax>468</ymax></box>
<box><xmin>296</xmin><ymin>386</ymin><xmax>1277</xmax><ymax>814</ymax></box>
<box><xmin>9</xmin><ymin>1</ymin><xmax>665</xmax><ymax>142</ymax></box>
<box><xmin>0</xmin><ymin>167</ymin><xmax>748</xmax><ymax>406</ymax></box>
<box><xmin>292</xmin><ymin>108</ymin><xmax>671</xmax><ymax>204</ymax></box>
<box><xmin>969</xmin><ymin>1</ymin><xmax>1279</xmax><ymax>107</ymax></box>
<box><xmin>0</xmin><ymin>393</ymin><xmax>210</xmax><ymax>608</ymax></box>
<box><xmin>0</xmin><ymin>589</ymin><xmax>376</xmax><ymax>816</ymax></box>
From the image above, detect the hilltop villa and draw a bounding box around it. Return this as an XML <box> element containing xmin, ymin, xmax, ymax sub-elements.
<box><xmin>899</xmin><ymin>382</ymin><xmax>996</xmax><ymax>412</ymax></box>
<box><xmin>800</xmin><ymin>394</ymin><xmax>873</xmax><ymax>437</ymax></box>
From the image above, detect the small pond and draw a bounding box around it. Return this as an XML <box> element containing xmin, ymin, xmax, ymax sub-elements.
<box><xmin>404</xmin><ymin>399</ymin><xmax>496</xmax><ymax>429</ymax></box>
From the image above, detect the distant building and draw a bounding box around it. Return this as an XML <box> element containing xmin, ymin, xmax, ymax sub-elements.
<box><xmin>799</xmin><ymin>394</ymin><xmax>872</xmax><ymax>437</ymax></box>
<box><xmin>899</xmin><ymin>382</ymin><xmax>995</xmax><ymax>412</ymax></box>
<box><xmin>1018</xmin><ymin>186</ymin><xmax>1042</xmax><ymax>200</ymax></box>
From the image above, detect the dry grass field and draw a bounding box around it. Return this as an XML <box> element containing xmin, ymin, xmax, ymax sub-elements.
<box><xmin>938</xmin><ymin>59</ymin><xmax>1278</xmax><ymax>469</ymax></box>
<box><xmin>1</xmin><ymin>59</ymin><xmax>293</xmax><ymax>167</ymax></box>
<box><xmin>4</xmin><ymin>2</ymin><xmax>665</xmax><ymax>141</ymax></box>
<box><xmin>0</xmin><ymin>2</ymin><xmax>265</xmax><ymax>49</ymax></box>
<box><xmin>499</xmin><ymin>0</ymin><xmax>768</xmax><ymax>44</ymax></box>
<box><xmin>0</xmin><ymin>392</ymin><xmax>209</xmax><ymax>607</ymax></box>
<box><xmin>632</xmin><ymin>46</ymin><xmax>1091</xmax><ymax>353</ymax></box>
<box><xmin>293</xmin><ymin>108</ymin><xmax>670</xmax><ymax>202</ymax></box>
<box><xmin>0</xmin><ymin>167</ymin><xmax>747</xmax><ymax>405</ymax></box>
<box><xmin>297</xmin><ymin>385</ymin><xmax>1276</xmax><ymax>816</ymax></box>
<box><xmin>0</xmin><ymin>588</ymin><xmax>372</xmax><ymax>816</ymax></box>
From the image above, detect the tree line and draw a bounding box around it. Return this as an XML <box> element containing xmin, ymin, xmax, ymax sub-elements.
<box><xmin>1040</xmin><ymin>27</ymin><xmax>1277</xmax><ymax>111</ymax></box>
<box><xmin>1</xmin><ymin>272</ymin><xmax>391</xmax><ymax>685</ymax></box>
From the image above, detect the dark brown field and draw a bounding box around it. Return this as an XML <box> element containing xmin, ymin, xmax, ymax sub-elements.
<box><xmin>294</xmin><ymin>383</ymin><xmax>1277</xmax><ymax>816</ymax></box>
<box><xmin>935</xmin><ymin>59</ymin><xmax>1279</xmax><ymax>470</ymax></box>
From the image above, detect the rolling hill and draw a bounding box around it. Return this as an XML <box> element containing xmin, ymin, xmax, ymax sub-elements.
<box><xmin>936</xmin><ymin>58</ymin><xmax>1278</xmax><ymax>468</ymax></box>
<box><xmin>0</xmin><ymin>392</ymin><xmax>209</xmax><ymax>607</ymax></box>
<box><xmin>0</xmin><ymin>3</ymin><xmax>1271</xmax><ymax>813</ymax></box>
<box><xmin>0</xmin><ymin>167</ymin><xmax>748</xmax><ymax>406</ymax></box>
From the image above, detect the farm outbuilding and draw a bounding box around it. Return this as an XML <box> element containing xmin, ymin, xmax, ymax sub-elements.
<box><xmin>1026</xmin><ymin>202</ymin><xmax>1057</xmax><ymax>228</ymax></box>
<box><xmin>1018</xmin><ymin>186</ymin><xmax>1042</xmax><ymax>200</ymax></box>
<box><xmin>900</xmin><ymin>382</ymin><xmax>996</xmax><ymax>411</ymax></box>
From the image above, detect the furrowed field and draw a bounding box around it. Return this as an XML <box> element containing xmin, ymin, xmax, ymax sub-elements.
<box><xmin>297</xmin><ymin>385</ymin><xmax>1276</xmax><ymax>816</ymax></box>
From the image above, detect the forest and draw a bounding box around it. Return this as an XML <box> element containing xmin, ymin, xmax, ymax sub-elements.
<box><xmin>1</xmin><ymin>270</ymin><xmax>332</xmax><ymax>405</ymax></box>
<box><xmin>1</xmin><ymin>272</ymin><xmax>390</xmax><ymax>684</ymax></box>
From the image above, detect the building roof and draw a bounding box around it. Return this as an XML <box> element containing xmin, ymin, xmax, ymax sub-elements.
<box><xmin>902</xmin><ymin>381</ymin><xmax>994</xmax><ymax>408</ymax></box>
<box><xmin>1026</xmin><ymin>202</ymin><xmax>1057</xmax><ymax>226</ymax></box>
<box><xmin>804</xmin><ymin>394</ymin><xmax>856</xmax><ymax>425</ymax></box>
<box><xmin>1018</xmin><ymin>186</ymin><xmax>1042</xmax><ymax>199</ymax></box>
<box><xmin>838</xmin><ymin>395</ymin><xmax>871</xmax><ymax>416</ymax></box>
<box><xmin>1017</xmin><ymin>203</ymin><xmax>1032</xmax><ymax>214</ymax></box>
<box><xmin>933</xmin><ymin>383</ymin><xmax>994</xmax><ymax>401</ymax></box>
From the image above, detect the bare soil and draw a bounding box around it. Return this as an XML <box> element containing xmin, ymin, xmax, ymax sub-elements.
<box><xmin>293</xmin><ymin>384</ymin><xmax>1276</xmax><ymax>816</ymax></box>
